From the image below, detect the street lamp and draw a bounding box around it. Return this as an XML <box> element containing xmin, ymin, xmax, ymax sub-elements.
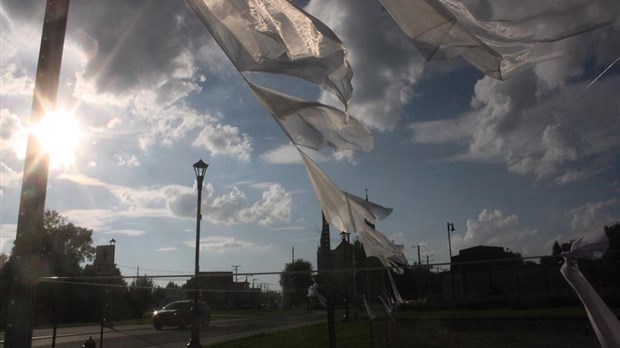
<box><xmin>188</xmin><ymin>159</ymin><xmax>208</xmax><ymax>348</ymax></box>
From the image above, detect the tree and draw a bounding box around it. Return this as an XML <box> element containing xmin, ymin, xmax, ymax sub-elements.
<box><xmin>128</xmin><ymin>275</ymin><xmax>156</xmax><ymax>318</ymax></box>
<box><xmin>3</xmin><ymin>210</ymin><xmax>103</xmax><ymax>326</ymax></box>
<box><xmin>279</xmin><ymin>259</ymin><xmax>313</xmax><ymax>308</ymax></box>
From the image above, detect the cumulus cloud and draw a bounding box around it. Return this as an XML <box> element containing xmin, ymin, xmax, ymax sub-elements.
<box><xmin>404</xmin><ymin>7</ymin><xmax>620</xmax><ymax>183</ymax></box>
<box><xmin>193</xmin><ymin>122</ymin><xmax>253</xmax><ymax>162</ymax></box>
<box><xmin>2</xmin><ymin>1</ymin><xmax>253</xmax><ymax>163</ymax></box>
<box><xmin>410</xmin><ymin>69</ymin><xmax>620</xmax><ymax>183</ymax></box>
<box><xmin>566</xmin><ymin>198</ymin><xmax>619</xmax><ymax>237</ymax></box>
<box><xmin>1</xmin><ymin>108</ymin><xmax>27</xmax><ymax>160</ymax></box>
<box><xmin>0</xmin><ymin>162</ymin><xmax>21</xmax><ymax>193</ymax></box>
<box><xmin>452</xmin><ymin>209</ymin><xmax>539</xmax><ymax>255</ymax></box>
<box><xmin>205</xmin><ymin>184</ymin><xmax>292</xmax><ymax>225</ymax></box>
<box><xmin>58</xmin><ymin>173</ymin><xmax>292</xmax><ymax>226</ymax></box>
<box><xmin>114</xmin><ymin>153</ymin><xmax>141</xmax><ymax>167</ymax></box>
<box><xmin>305</xmin><ymin>0</ymin><xmax>426</xmax><ymax>131</ymax></box>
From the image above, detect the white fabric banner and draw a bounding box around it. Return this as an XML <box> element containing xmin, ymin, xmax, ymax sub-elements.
<box><xmin>379</xmin><ymin>0</ymin><xmax>618</xmax><ymax>80</ymax></box>
<box><xmin>298</xmin><ymin>148</ymin><xmax>392</xmax><ymax>233</ymax></box>
<box><xmin>359</xmin><ymin>223</ymin><xmax>407</xmax><ymax>271</ymax></box>
<box><xmin>560</xmin><ymin>230</ymin><xmax>620</xmax><ymax>348</ymax></box>
<box><xmin>186</xmin><ymin>0</ymin><xmax>353</xmax><ymax>107</ymax></box>
<box><xmin>248</xmin><ymin>82</ymin><xmax>373</xmax><ymax>152</ymax></box>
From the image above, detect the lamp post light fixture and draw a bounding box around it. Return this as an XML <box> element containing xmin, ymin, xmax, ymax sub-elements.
<box><xmin>188</xmin><ymin>159</ymin><xmax>208</xmax><ymax>348</ymax></box>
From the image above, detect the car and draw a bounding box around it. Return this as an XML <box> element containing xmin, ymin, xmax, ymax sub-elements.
<box><xmin>152</xmin><ymin>300</ymin><xmax>211</xmax><ymax>330</ymax></box>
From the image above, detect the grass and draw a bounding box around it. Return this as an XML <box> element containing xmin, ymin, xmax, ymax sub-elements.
<box><xmin>208</xmin><ymin>307</ymin><xmax>611</xmax><ymax>348</ymax></box>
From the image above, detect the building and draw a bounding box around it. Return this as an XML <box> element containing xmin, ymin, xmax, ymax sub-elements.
<box><xmin>188</xmin><ymin>271</ymin><xmax>259</xmax><ymax>309</ymax></box>
<box><xmin>443</xmin><ymin>245</ymin><xmax>567</xmax><ymax>302</ymax></box>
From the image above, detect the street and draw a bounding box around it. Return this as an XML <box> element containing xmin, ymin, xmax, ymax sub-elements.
<box><xmin>0</xmin><ymin>312</ymin><xmax>326</xmax><ymax>347</ymax></box>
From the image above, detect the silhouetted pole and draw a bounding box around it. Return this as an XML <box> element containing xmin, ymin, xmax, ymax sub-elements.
<box><xmin>4</xmin><ymin>1</ymin><xmax>70</xmax><ymax>346</ymax></box>
<box><xmin>447</xmin><ymin>222</ymin><xmax>456</xmax><ymax>301</ymax></box>
<box><xmin>319</xmin><ymin>212</ymin><xmax>336</xmax><ymax>348</ymax></box>
<box><xmin>188</xmin><ymin>159</ymin><xmax>208</xmax><ymax>348</ymax></box>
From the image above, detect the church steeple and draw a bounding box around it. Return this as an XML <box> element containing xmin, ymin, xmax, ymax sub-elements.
<box><xmin>318</xmin><ymin>212</ymin><xmax>332</xmax><ymax>271</ymax></box>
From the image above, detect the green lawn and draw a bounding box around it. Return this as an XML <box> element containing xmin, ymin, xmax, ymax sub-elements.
<box><xmin>208</xmin><ymin>307</ymin><xmax>610</xmax><ymax>348</ymax></box>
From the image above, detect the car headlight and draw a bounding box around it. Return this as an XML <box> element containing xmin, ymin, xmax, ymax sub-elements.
<box><xmin>153</xmin><ymin>311</ymin><xmax>158</xmax><ymax>316</ymax></box>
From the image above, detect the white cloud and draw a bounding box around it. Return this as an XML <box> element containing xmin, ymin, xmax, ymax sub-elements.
<box><xmin>192</xmin><ymin>122</ymin><xmax>253</xmax><ymax>162</ymax></box>
<box><xmin>566</xmin><ymin>198</ymin><xmax>619</xmax><ymax>238</ymax></box>
<box><xmin>155</xmin><ymin>247</ymin><xmax>177</xmax><ymax>252</ymax></box>
<box><xmin>409</xmin><ymin>71</ymin><xmax>620</xmax><ymax>183</ymax></box>
<box><xmin>0</xmin><ymin>162</ymin><xmax>21</xmax><ymax>192</ymax></box>
<box><xmin>259</xmin><ymin>143</ymin><xmax>348</xmax><ymax>165</ymax></box>
<box><xmin>305</xmin><ymin>0</ymin><xmax>426</xmax><ymax>131</ymax></box>
<box><xmin>184</xmin><ymin>236</ymin><xmax>262</xmax><ymax>252</ymax></box>
<box><xmin>206</xmin><ymin>184</ymin><xmax>292</xmax><ymax>226</ymax></box>
<box><xmin>1</xmin><ymin>64</ymin><xmax>34</xmax><ymax>96</ymax></box>
<box><xmin>57</xmin><ymin>173</ymin><xmax>292</xmax><ymax>226</ymax></box>
<box><xmin>114</xmin><ymin>153</ymin><xmax>141</xmax><ymax>167</ymax></box>
<box><xmin>0</xmin><ymin>224</ymin><xmax>17</xmax><ymax>254</ymax></box>
<box><xmin>1</xmin><ymin>108</ymin><xmax>27</xmax><ymax>160</ymax></box>
<box><xmin>452</xmin><ymin>209</ymin><xmax>539</xmax><ymax>255</ymax></box>
<box><xmin>101</xmin><ymin>229</ymin><xmax>146</xmax><ymax>237</ymax></box>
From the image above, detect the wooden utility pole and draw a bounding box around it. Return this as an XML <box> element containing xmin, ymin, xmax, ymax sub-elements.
<box><xmin>4</xmin><ymin>1</ymin><xmax>70</xmax><ymax>347</ymax></box>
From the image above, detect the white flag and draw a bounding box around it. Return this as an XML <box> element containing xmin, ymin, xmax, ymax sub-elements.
<box><xmin>298</xmin><ymin>148</ymin><xmax>392</xmax><ymax>233</ymax></box>
<box><xmin>186</xmin><ymin>0</ymin><xmax>353</xmax><ymax>106</ymax></box>
<box><xmin>561</xmin><ymin>229</ymin><xmax>620</xmax><ymax>348</ymax></box>
<box><xmin>248</xmin><ymin>82</ymin><xmax>372</xmax><ymax>152</ymax></box>
<box><xmin>379</xmin><ymin>0</ymin><xmax>618</xmax><ymax>80</ymax></box>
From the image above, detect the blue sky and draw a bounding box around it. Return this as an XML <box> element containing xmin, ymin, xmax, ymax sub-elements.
<box><xmin>1</xmin><ymin>0</ymin><xmax>619</xmax><ymax>290</ymax></box>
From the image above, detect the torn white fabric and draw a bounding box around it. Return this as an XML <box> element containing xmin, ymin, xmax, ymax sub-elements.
<box><xmin>247</xmin><ymin>82</ymin><xmax>373</xmax><ymax>152</ymax></box>
<box><xmin>379</xmin><ymin>0</ymin><xmax>619</xmax><ymax>79</ymax></box>
<box><xmin>307</xmin><ymin>282</ymin><xmax>327</xmax><ymax>307</ymax></box>
<box><xmin>186</xmin><ymin>0</ymin><xmax>353</xmax><ymax>107</ymax></box>
<box><xmin>298</xmin><ymin>148</ymin><xmax>392</xmax><ymax>233</ymax></box>
<box><xmin>359</xmin><ymin>223</ymin><xmax>407</xmax><ymax>272</ymax></box>
<box><xmin>561</xmin><ymin>231</ymin><xmax>620</xmax><ymax>348</ymax></box>
<box><xmin>363</xmin><ymin>294</ymin><xmax>376</xmax><ymax>320</ymax></box>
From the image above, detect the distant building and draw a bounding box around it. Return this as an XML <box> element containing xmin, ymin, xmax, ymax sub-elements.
<box><xmin>189</xmin><ymin>271</ymin><xmax>259</xmax><ymax>309</ymax></box>
<box><xmin>443</xmin><ymin>245</ymin><xmax>567</xmax><ymax>301</ymax></box>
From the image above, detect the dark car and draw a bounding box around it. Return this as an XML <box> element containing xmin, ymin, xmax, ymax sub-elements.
<box><xmin>152</xmin><ymin>300</ymin><xmax>211</xmax><ymax>330</ymax></box>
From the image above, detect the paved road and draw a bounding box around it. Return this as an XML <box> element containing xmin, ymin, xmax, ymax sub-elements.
<box><xmin>0</xmin><ymin>313</ymin><xmax>326</xmax><ymax>347</ymax></box>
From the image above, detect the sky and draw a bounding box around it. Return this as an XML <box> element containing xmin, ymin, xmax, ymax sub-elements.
<box><xmin>1</xmin><ymin>0</ymin><xmax>619</xmax><ymax>291</ymax></box>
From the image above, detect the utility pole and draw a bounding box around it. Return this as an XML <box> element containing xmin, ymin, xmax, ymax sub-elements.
<box><xmin>447</xmin><ymin>222</ymin><xmax>456</xmax><ymax>301</ymax></box>
<box><xmin>4</xmin><ymin>1</ymin><xmax>70</xmax><ymax>346</ymax></box>
<box><xmin>292</xmin><ymin>246</ymin><xmax>295</xmax><ymax>263</ymax></box>
<box><xmin>412</xmin><ymin>245</ymin><xmax>422</xmax><ymax>265</ymax></box>
<box><xmin>232</xmin><ymin>265</ymin><xmax>241</xmax><ymax>282</ymax></box>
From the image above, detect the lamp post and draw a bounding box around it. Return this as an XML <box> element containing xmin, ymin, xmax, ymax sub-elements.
<box><xmin>188</xmin><ymin>159</ymin><xmax>208</xmax><ymax>348</ymax></box>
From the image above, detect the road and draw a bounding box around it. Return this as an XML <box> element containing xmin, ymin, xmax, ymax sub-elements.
<box><xmin>0</xmin><ymin>312</ymin><xmax>326</xmax><ymax>347</ymax></box>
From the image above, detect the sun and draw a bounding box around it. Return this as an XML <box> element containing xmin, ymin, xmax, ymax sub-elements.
<box><xmin>31</xmin><ymin>110</ymin><xmax>81</xmax><ymax>169</ymax></box>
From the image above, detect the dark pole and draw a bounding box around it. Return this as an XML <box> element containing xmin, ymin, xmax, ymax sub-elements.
<box><xmin>4</xmin><ymin>1</ymin><xmax>70</xmax><ymax>346</ymax></box>
<box><xmin>188</xmin><ymin>159</ymin><xmax>208</xmax><ymax>348</ymax></box>
<box><xmin>319</xmin><ymin>213</ymin><xmax>336</xmax><ymax>348</ymax></box>
<box><xmin>447</xmin><ymin>222</ymin><xmax>456</xmax><ymax>301</ymax></box>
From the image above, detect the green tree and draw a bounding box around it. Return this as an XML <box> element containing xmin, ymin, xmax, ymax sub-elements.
<box><xmin>128</xmin><ymin>275</ymin><xmax>156</xmax><ymax>318</ymax></box>
<box><xmin>279</xmin><ymin>259</ymin><xmax>313</xmax><ymax>308</ymax></box>
<box><xmin>40</xmin><ymin>209</ymin><xmax>96</xmax><ymax>276</ymax></box>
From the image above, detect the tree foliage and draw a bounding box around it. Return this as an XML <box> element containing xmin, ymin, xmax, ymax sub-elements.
<box><xmin>279</xmin><ymin>259</ymin><xmax>313</xmax><ymax>307</ymax></box>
